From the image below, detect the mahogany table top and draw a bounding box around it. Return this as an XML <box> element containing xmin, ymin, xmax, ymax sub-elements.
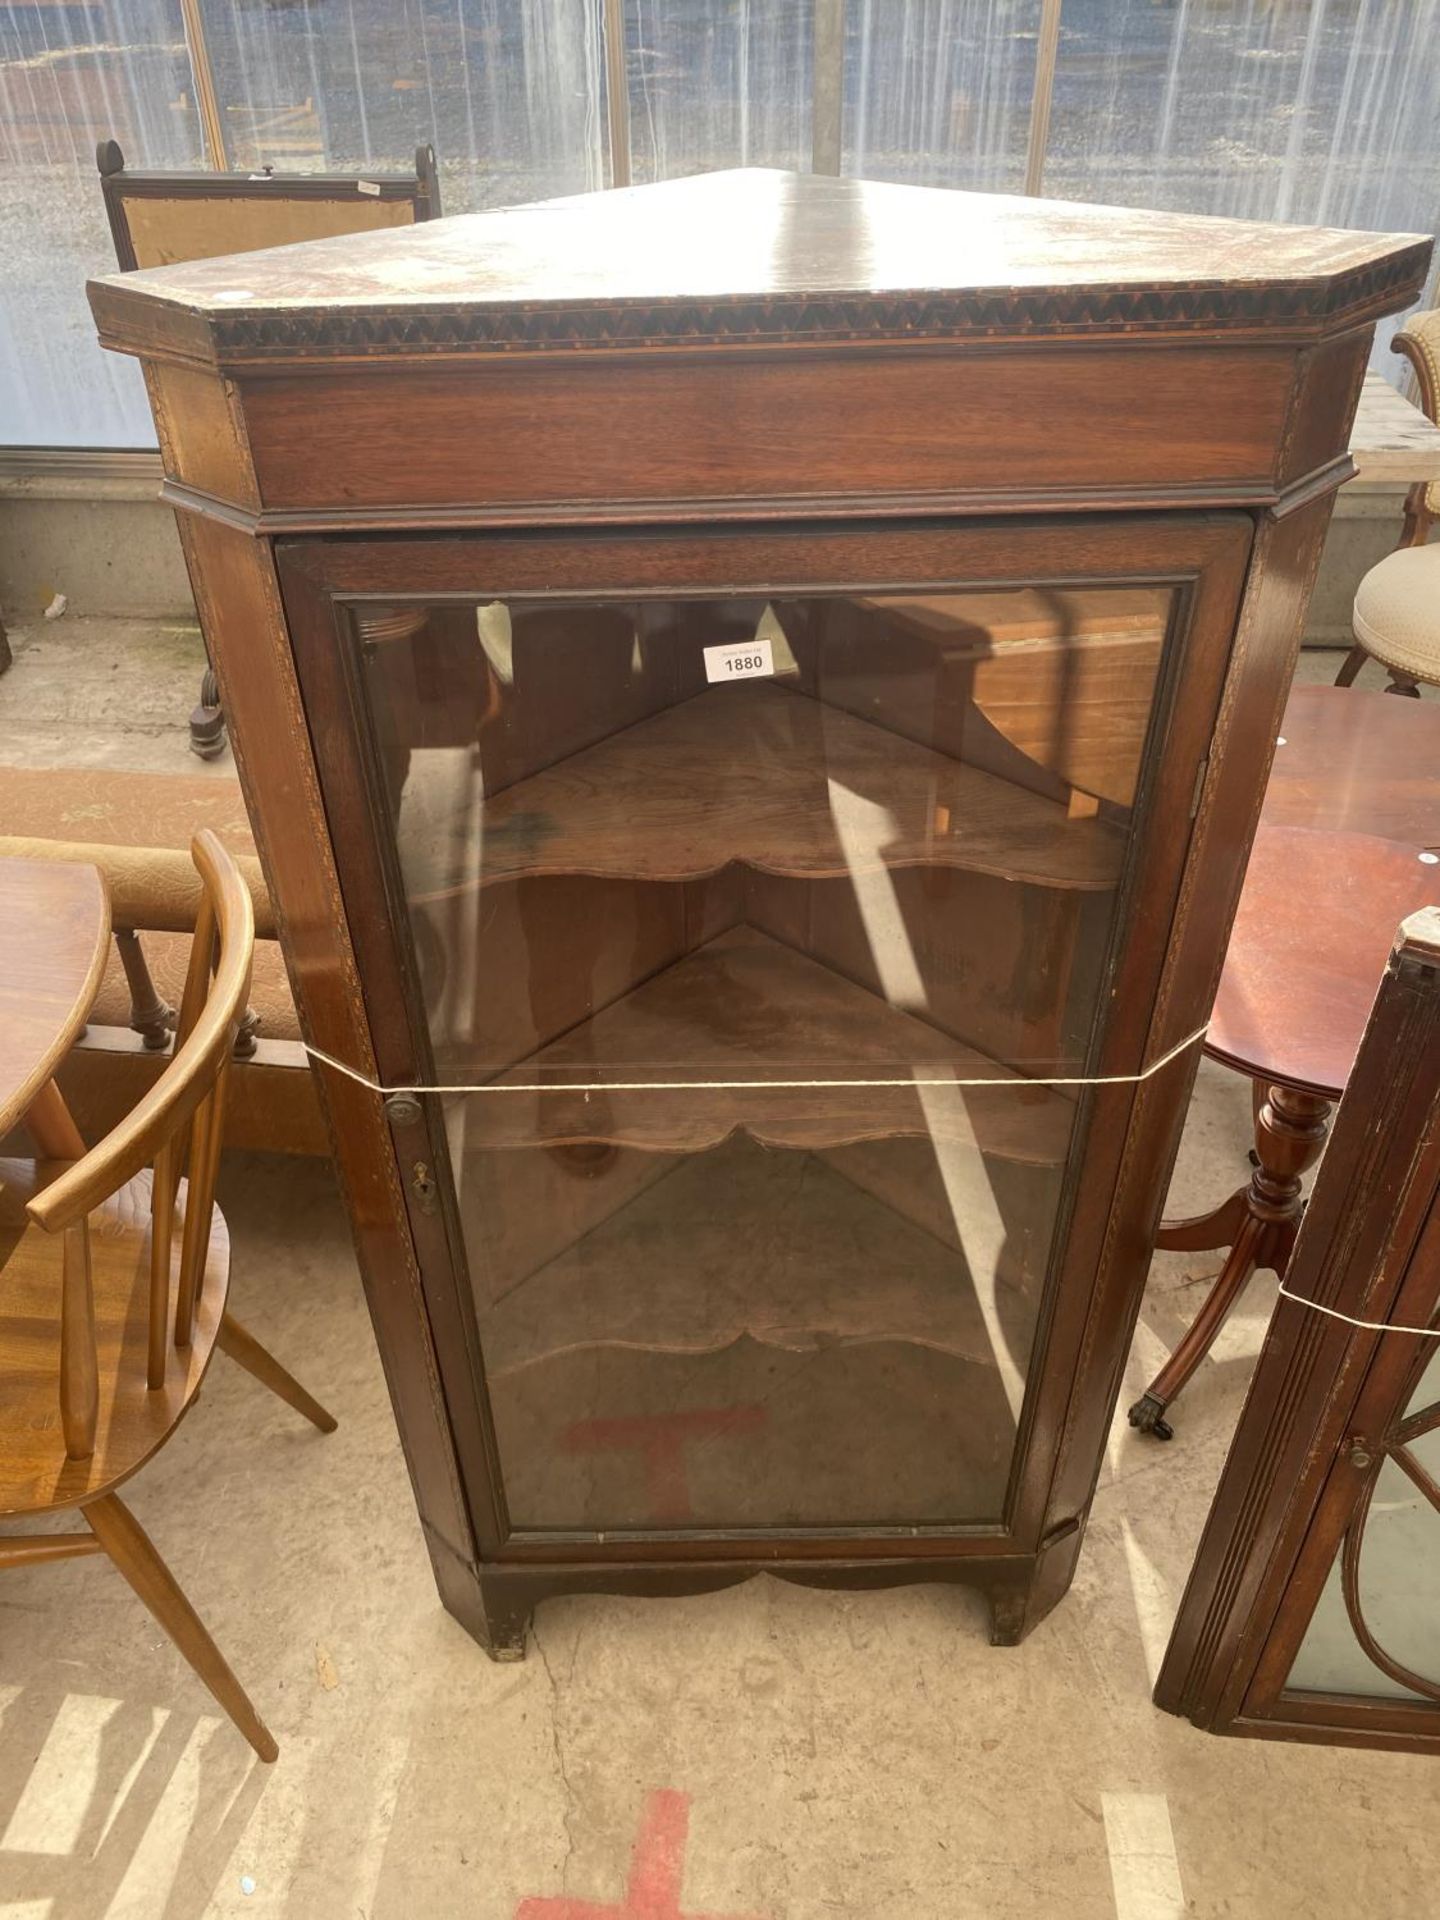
<box><xmin>1210</xmin><ymin>686</ymin><xmax>1440</xmax><ymax>1097</ymax></box>
<box><xmin>0</xmin><ymin>860</ymin><xmax>110</xmax><ymax>1136</ymax></box>
<box><xmin>1264</xmin><ymin>684</ymin><xmax>1440</xmax><ymax>846</ymax></box>
<box><xmin>1351</xmin><ymin>371</ymin><xmax>1440</xmax><ymax>486</ymax></box>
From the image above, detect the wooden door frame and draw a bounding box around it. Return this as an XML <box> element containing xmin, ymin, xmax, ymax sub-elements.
<box><xmin>275</xmin><ymin>510</ymin><xmax>1275</xmax><ymax>1636</ymax></box>
<box><xmin>1157</xmin><ymin>910</ymin><xmax>1440</xmax><ymax>1753</ymax></box>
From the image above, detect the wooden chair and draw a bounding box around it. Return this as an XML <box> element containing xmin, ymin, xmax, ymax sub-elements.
<box><xmin>96</xmin><ymin>136</ymin><xmax>442</xmax><ymax>758</ymax></box>
<box><xmin>0</xmin><ymin>831</ymin><xmax>335</xmax><ymax>1761</ymax></box>
<box><xmin>1336</xmin><ymin>311</ymin><xmax>1440</xmax><ymax>696</ymax></box>
<box><xmin>0</xmin><ymin>767</ymin><xmax>328</xmax><ymax>1156</ymax></box>
<box><xmin>97</xmin><ymin>138</ymin><xmax>441</xmax><ymax>272</ymax></box>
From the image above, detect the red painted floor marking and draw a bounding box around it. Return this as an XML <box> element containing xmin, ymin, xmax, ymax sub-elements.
<box><xmin>516</xmin><ymin>1788</ymin><xmax>762</xmax><ymax>1919</ymax></box>
<box><xmin>560</xmin><ymin>1407</ymin><xmax>766</xmax><ymax>1521</ymax></box>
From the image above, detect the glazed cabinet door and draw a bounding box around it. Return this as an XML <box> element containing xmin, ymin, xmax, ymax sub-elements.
<box><xmin>279</xmin><ymin>516</ymin><xmax>1252</xmax><ymax>1553</ymax></box>
<box><xmin>1157</xmin><ymin>910</ymin><xmax>1440</xmax><ymax>1751</ymax></box>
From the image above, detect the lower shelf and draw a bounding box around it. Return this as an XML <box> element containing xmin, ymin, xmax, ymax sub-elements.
<box><xmin>471</xmin><ymin>1136</ymin><xmax>1040</xmax><ymax>1533</ymax></box>
<box><xmin>479</xmin><ymin>1134</ymin><xmax>1039</xmax><ymax>1375</ymax></box>
<box><xmin>490</xmin><ymin>1337</ymin><xmax>1016</xmax><ymax>1533</ymax></box>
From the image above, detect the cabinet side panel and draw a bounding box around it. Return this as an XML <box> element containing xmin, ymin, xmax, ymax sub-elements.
<box><xmin>1036</xmin><ymin>490</ymin><xmax>1340</xmax><ymax>1545</ymax></box>
<box><xmin>172</xmin><ymin>507</ymin><xmax>479</xmax><ymax>1581</ymax></box>
<box><xmin>146</xmin><ymin>362</ymin><xmax>260</xmax><ymax>510</ymax></box>
<box><xmin>236</xmin><ymin>345</ymin><xmax>1296</xmax><ymax>513</ymax></box>
<box><xmin>1275</xmin><ymin>330</ymin><xmax>1371</xmax><ymax>491</ymax></box>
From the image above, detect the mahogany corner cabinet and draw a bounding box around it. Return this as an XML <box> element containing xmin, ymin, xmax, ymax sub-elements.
<box><xmin>90</xmin><ymin>170</ymin><xmax>1431</xmax><ymax>1658</ymax></box>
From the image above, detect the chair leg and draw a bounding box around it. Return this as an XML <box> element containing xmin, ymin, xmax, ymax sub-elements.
<box><xmin>1334</xmin><ymin>643</ymin><xmax>1370</xmax><ymax>687</ymax></box>
<box><xmin>190</xmin><ymin>664</ymin><xmax>228</xmax><ymax>760</ymax></box>
<box><xmin>1384</xmin><ymin>668</ymin><xmax>1424</xmax><ymax>698</ymax></box>
<box><xmin>84</xmin><ymin>1492</ymin><xmax>277</xmax><ymax>1762</ymax></box>
<box><xmin>217</xmin><ymin>1311</ymin><xmax>338</xmax><ymax>1433</ymax></box>
<box><xmin>25</xmin><ymin>1078</ymin><xmax>86</xmax><ymax>1158</ymax></box>
<box><xmin>114</xmin><ymin>929</ymin><xmax>174</xmax><ymax>1051</ymax></box>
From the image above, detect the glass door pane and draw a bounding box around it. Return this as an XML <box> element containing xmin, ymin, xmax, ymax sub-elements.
<box><xmin>1285</xmin><ymin>1349</ymin><xmax>1440</xmax><ymax>1704</ymax></box>
<box><xmin>349</xmin><ymin>583</ymin><xmax>1174</xmax><ymax>1532</ymax></box>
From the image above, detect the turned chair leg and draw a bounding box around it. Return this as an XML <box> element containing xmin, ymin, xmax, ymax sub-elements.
<box><xmin>84</xmin><ymin>1491</ymin><xmax>277</xmax><ymax>1762</ymax></box>
<box><xmin>1130</xmin><ymin>1083</ymin><xmax>1332</xmax><ymax>1440</ymax></box>
<box><xmin>190</xmin><ymin>664</ymin><xmax>228</xmax><ymax>760</ymax></box>
<box><xmin>234</xmin><ymin>1005</ymin><xmax>262</xmax><ymax>1060</ymax></box>
<box><xmin>1384</xmin><ymin>668</ymin><xmax>1424</xmax><ymax>698</ymax></box>
<box><xmin>115</xmin><ymin>930</ymin><xmax>174</xmax><ymax>1050</ymax></box>
<box><xmin>217</xmin><ymin>1311</ymin><xmax>338</xmax><ymax>1432</ymax></box>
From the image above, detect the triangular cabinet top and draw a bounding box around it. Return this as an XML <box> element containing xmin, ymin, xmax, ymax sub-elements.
<box><xmin>90</xmin><ymin>168</ymin><xmax>1431</xmax><ymax>370</ymax></box>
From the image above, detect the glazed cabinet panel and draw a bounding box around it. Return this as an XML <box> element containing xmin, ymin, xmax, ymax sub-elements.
<box><xmin>280</xmin><ymin>515</ymin><xmax>1251</xmax><ymax>1549</ymax></box>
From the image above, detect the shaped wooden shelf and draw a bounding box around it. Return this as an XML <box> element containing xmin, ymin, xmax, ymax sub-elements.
<box><xmin>477</xmin><ymin>1134</ymin><xmax>1030</xmax><ymax>1384</ymax></box>
<box><xmin>462</xmin><ymin>926</ymin><xmax>1075</xmax><ymax>1160</ymax></box>
<box><xmin>488</xmin><ymin>1324</ymin><xmax>1016</xmax><ymax>1531</ymax></box>
<box><xmin>406</xmin><ymin>681</ymin><xmax>1125</xmax><ymax>900</ymax></box>
<box><xmin>846</xmin><ymin>586</ymin><xmax>1169</xmax><ymax>808</ymax></box>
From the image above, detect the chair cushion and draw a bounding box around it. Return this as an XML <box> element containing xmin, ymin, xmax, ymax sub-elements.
<box><xmin>1353</xmin><ymin>545</ymin><xmax>1440</xmax><ymax>685</ymax></box>
<box><xmin>0</xmin><ymin>1159</ymin><xmax>228</xmax><ymax>1517</ymax></box>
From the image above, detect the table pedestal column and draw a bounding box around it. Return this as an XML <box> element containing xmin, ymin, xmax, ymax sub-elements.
<box><xmin>1129</xmin><ymin>1082</ymin><xmax>1331</xmax><ymax>1440</ymax></box>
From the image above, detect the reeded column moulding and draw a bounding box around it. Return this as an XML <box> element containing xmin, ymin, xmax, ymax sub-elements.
<box><xmin>90</xmin><ymin>170</ymin><xmax>1431</xmax><ymax>1656</ymax></box>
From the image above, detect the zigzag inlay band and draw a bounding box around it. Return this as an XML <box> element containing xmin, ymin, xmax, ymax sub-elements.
<box><xmin>188</xmin><ymin>247</ymin><xmax>1431</xmax><ymax>360</ymax></box>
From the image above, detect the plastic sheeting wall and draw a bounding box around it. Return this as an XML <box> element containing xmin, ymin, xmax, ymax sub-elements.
<box><xmin>1045</xmin><ymin>0</ymin><xmax>1440</xmax><ymax>353</ymax></box>
<box><xmin>844</xmin><ymin>0</ymin><xmax>1040</xmax><ymax>192</ymax></box>
<box><xmin>0</xmin><ymin>0</ymin><xmax>609</xmax><ymax>446</ymax></box>
<box><xmin>626</xmin><ymin>0</ymin><xmax>812</xmax><ymax>181</ymax></box>
<box><xmin>1</xmin><ymin>0</ymin><xmax>203</xmax><ymax>446</ymax></box>
<box><xmin>3</xmin><ymin>0</ymin><xmax>1440</xmax><ymax>447</ymax></box>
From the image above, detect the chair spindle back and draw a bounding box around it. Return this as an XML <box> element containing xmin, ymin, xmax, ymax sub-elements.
<box><xmin>27</xmin><ymin>832</ymin><xmax>255</xmax><ymax>1455</ymax></box>
<box><xmin>96</xmin><ymin>138</ymin><xmax>441</xmax><ymax>274</ymax></box>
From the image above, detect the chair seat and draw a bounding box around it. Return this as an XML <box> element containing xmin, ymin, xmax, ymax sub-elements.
<box><xmin>0</xmin><ymin>1160</ymin><xmax>229</xmax><ymax>1517</ymax></box>
<box><xmin>1353</xmin><ymin>544</ymin><xmax>1440</xmax><ymax>685</ymax></box>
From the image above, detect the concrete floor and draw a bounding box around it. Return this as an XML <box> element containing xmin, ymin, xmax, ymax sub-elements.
<box><xmin>1</xmin><ymin>617</ymin><xmax>1437</xmax><ymax>1919</ymax></box>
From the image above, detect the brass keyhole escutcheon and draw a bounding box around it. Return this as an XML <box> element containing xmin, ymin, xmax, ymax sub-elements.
<box><xmin>411</xmin><ymin>1160</ymin><xmax>437</xmax><ymax>1215</ymax></box>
